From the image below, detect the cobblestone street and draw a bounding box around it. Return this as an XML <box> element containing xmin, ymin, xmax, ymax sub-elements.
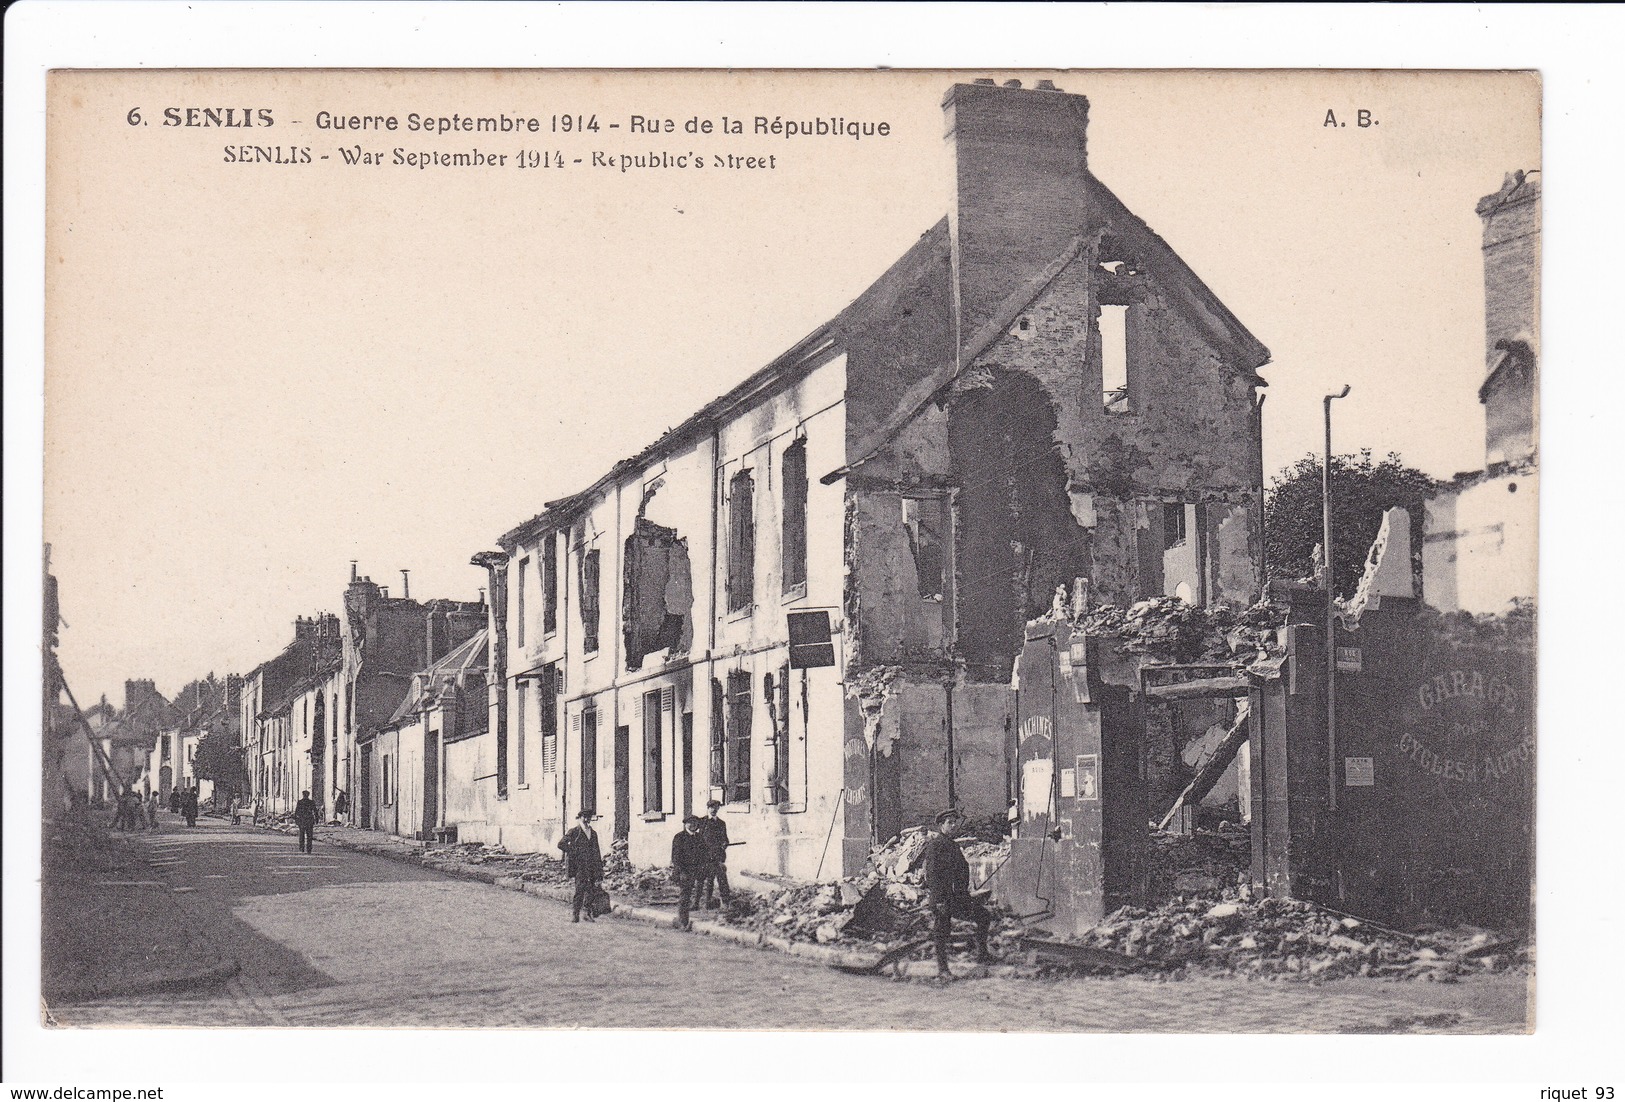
<box><xmin>45</xmin><ymin>816</ymin><xmax>1529</xmax><ymax>1032</ymax></box>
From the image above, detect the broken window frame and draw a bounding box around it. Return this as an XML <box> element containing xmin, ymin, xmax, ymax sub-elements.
<box><xmin>579</xmin><ymin>546</ymin><xmax>601</xmax><ymax>654</ymax></box>
<box><xmin>726</xmin><ymin>469</ymin><xmax>756</xmax><ymax>614</ymax></box>
<box><xmin>902</xmin><ymin>494</ymin><xmax>948</xmax><ymax>601</ymax></box>
<box><xmin>1164</xmin><ymin>502</ymin><xmax>1188</xmax><ymax>550</ymax></box>
<box><xmin>1098</xmin><ymin>301</ymin><xmax>1133</xmax><ymax>414</ymax></box>
<box><xmin>724</xmin><ymin>669</ymin><xmax>753</xmax><ymax>805</ymax></box>
<box><xmin>781</xmin><ymin>438</ymin><xmax>808</xmax><ymax>595</ymax></box>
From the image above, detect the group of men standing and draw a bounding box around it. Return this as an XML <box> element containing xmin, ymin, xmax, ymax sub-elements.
<box><xmin>671</xmin><ymin>799</ymin><xmax>733</xmax><ymax>930</ymax></box>
<box><xmin>557</xmin><ymin>800</ymin><xmax>995</xmax><ymax>978</ymax></box>
<box><xmin>555</xmin><ymin>799</ymin><xmax>735</xmax><ymax>929</ymax></box>
<box><xmin>112</xmin><ymin>785</ymin><xmax>202</xmax><ymax>830</ymax></box>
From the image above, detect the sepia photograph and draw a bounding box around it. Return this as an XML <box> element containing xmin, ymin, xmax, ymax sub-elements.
<box><xmin>36</xmin><ymin>64</ymin><xmax>1541</xmax><ymax>1036</ymax></box>
<box><xmin>10</xmin><ymin>3</ymin><xmax>1621</xmax><ymax>1093</ymax></box>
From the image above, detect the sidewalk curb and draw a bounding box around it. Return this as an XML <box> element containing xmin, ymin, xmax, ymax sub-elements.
<box><xmin>308</xmin><ymin>827</ymin><xmax>1005</xmax><ymax>976</ymax></box>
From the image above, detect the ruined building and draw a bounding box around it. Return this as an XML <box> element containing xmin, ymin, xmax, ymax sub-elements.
<box><xmin>470</xmin><ymin>79</ymin><xmax>1270</xmax><ymax>876</ymax></box>
<box><xmin>1423</xmin><ymin>169</ymin><xmax>1540</xmax><ymax>614</ymax></box>
<box><xmin>338</xmin><ymin>567</ymin><xmax>485</xmax><ymax>831</ymax></box>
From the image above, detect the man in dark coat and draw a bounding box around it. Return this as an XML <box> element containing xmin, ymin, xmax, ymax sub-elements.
<box><xmin>913</xmin><ymin>808</ymin><xmax>993</xmax><ymax>978</ymax></box>
<box><xmin>181</xmin><ymin>786</ymin><xmax>199</xmax><ymax>828</ymax></box>
<box><xmin>293</xmin><ymin>790</ymin><xmax>319</xmax><ymax>853</ymax></box>
<box><xmin>558</xmin><ymin>809</ymin><xmax>605</xmax><ymax>922</ymax></box>
<box><xmin>671</xmin><ymin>816</ymin><xmax>711</xmax><ymax>930</ymax></box>
<box><xmin>697</xmin><ymin>799</ymin><xmax>733</xmax><ymax>909</ymax></box>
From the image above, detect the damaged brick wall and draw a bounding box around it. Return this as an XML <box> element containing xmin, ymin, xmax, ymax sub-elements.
<box><xmin>622</xmin><ymin>516</ymin><xmax>693</xmax><ymax>671</ymax></box>
<box><xmin>947</xmin><ymin>365</ymin><xmax>1090</xmax><ymax>678</ymax></box>
<box><xmin>943</xmin><ymin>243</ymin><xmax>1263</xmax><ymax>682</ymax></box>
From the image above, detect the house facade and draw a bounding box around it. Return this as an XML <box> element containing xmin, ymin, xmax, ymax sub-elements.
<box><xmin>376</xmin><ymin>629</ymin><xmax>488</xmax><ymax>841</ymax></box>
<box><xmin>241</xmin><ymin>614</ymin><xmax>343</xmax><ymax>816</ymax></box>
<box><xmin>471</xmin><ymin>79</ymin><xmax>1271</xmax><ymax>878</ymax></box>
<box><xmin>337</xmin><ymin>567</ymin><xmax>485</xmax><ymax>832</ymax></box>
<box><xmin>1422</xmin><ymin>170</ymin><xmax>1540</xmax><ymax>615</ymax></box>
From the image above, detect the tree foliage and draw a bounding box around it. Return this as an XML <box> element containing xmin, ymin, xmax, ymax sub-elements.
<box><xmin>192</xmin><ymin>728</ymin><xmax>245</xmax><ymax>794</ymax></box>
<box><xmin>1264</xmin><ymin>450</ymin><xmax>1439</xmax><ymax>597</ymax></box>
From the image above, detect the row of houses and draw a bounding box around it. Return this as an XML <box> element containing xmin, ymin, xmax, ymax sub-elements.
<box><xmin>56</xmin><ymin>675</ymin><xmax>238</xmax><ymax>808</ymax></box>
<box><xmin>226</xmin><ymin>79</ymin><xmax>1274</xmax><ymax>880</ymax></box>
<box><xmin>72</xmin><ymin>81</ymin><xmax>1535</xmax><ymax>898</ymax></box>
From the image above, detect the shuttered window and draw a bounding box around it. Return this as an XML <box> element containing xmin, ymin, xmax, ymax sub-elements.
<box><xmin>782</xmin><ymin>439</ymin><xmax>807</xmax><ymax>592</ymax></box>
<box><xmin>580</xmin><ymin>547</ymin><xmax>601</xmax><ymax>653</ymax></box>
<box><xmin>725</xmin><ymin>669</ymin><xmax>752</xmax><ymax>805</ymax></box>
<box><xmin>726</xmin><ymin>471</ymin><xmax>755</xmax><ymax>613</ymax></box>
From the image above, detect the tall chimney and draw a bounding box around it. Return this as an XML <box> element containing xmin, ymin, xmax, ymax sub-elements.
<box><xmin>944</xmin><ymin>80</ymin><xmax>1090</xmax><ymax>351</ymax></box>
<box><xmin>350</xmin><ymin>560</ymin><xmax>359</xmax><ymax>582</ymax></box>
<box><xmin>400</xmin><ymin>569</ymin><xmax>411</xmax><ymax>600</ymax></box>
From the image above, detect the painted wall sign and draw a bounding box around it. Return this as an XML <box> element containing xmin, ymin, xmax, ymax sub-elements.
<box><xmin>1018</xmin><ymin>714</ymin><xmax>1053</xmax><ymax>746</ymax></box>
<box><xmin>1398</xmin><ymin>661</ymin><xmax>1534</xmax><ymax>784</ymax></box>
<box><xmin>1075</xmin><ymin>754</ymin><xmax>1099</xmax><ymax>801</ymax></box>
<box><xmin>1335</xmin><ymin>646</ymin><xmax>1363</xmax><ymax>673</ymax></box>
<box><xmin>1021</xmin><ymin>758</ymin><xmax>1053</xmax><ymax>819</ymax></box>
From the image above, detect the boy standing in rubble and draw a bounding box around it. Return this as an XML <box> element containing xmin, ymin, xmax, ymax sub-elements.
<box><xmin>915</xmin><ymin>808</ymin><xmax>994</xmax><ymax>978</ymax></box>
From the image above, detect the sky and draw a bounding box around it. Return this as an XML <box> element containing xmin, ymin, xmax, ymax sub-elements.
<box><xmin>43</xmin><ymin>68</ymin><xmax>1540</xmax><ymax>707</ymax></box>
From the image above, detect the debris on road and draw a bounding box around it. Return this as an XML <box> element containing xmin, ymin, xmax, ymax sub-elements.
<box><xmin>1076</xmin><ymin>892</ymin><xmax>1529</xmax><ymax>981</ymax></box>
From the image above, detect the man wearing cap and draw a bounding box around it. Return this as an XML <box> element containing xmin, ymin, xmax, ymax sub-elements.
<box><xmin>671</xmin><ymin>815</ymin><xmax>710</xmax><ymax>930</ymax></box>
<box><xmin>697</xmin><ymin>799</ymin><xmax>733</xmax><ymax>910</ymax></box>
<box><xmin>558</xmin><ymin>808</ymin><xmax>605</xmax><ymax>923</ymax></box>
<box><xmin>914</xmin><ymin>808</ymin><xmax>994</xmax><ymax>978</ymax></box>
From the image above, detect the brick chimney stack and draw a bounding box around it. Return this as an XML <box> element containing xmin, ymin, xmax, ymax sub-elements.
<box><xmin>943</xmin><ymin>79</ymin><xmax>1090</xmax><ymax>349</ymax></box>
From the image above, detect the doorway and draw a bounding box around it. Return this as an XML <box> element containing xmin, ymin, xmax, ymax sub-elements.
<box><xmin>613</xmin><ymin>724</ymin><xmax>631</xmax><ymax>841</ymax></box>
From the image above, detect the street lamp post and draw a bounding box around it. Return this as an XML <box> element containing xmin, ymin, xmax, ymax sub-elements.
<box><xmin>1323</xmin><ymin>385</ymin><xmax>1350</xmax><ymax>813</ymax></box>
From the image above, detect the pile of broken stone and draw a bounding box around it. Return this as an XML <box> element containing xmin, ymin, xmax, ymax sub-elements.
<box><xmin>1063</xmin><ymin>596</ymin><xmax>1288</xmax><ymax>667</ymax></box>
<box><xmin>713</xmin><ymin>825</ymin><xmax>1020</xmax><ymax>958</ymax></box>
<box><xmin>389</xmin><ymin>822</ymin><xmax>1528</xmax><ymax>981</ymax></box>
<box><xmin>1081</xmin><ymin>892</ymin><xmax>1525</xmax><ymax>981</ymax></box>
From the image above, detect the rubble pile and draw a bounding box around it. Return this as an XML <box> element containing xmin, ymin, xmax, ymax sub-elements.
<box><xmin>1145</xmin><ymin>824</ymin><xmax>1251</xmax><ymax>898</ymax></box>
<box><xmin>601</xmin><ymin>840</ymin><xmax>673</xmax><ymax>896</ymax></box>
<box><xmin>715</xmin><ymin>824</ymin><xmax>1015</xmax><ymax>962</ymax></box>
<box><xmin>1057</xmin><ymin>597</ymin><xmax>1286</xmax><ymax>667</ymax></box>
<box><xmin>1079</xmin><ymin>894</ymin><xmax>1525</xmax><ymax>981</ymax></box>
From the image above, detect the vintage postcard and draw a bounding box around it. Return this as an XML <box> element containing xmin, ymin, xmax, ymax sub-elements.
<box><xmin>39</xmin><ymin>67</ymin><xmax>1540</xmax><ymax>1043</ymax></box>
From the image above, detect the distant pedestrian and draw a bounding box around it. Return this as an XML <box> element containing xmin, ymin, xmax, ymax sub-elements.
<box><xmin>333</xmin><ymin>789</ymin><xmax>350</xmax><ymax>823</ymax></box>
<box><xmin>181</xmin><ymin>786</ymin><xmax>199</xmax><ymax>828</ymax></box>
<box><xmin>558</xmin><ymin>809</ymin><xmax>605</xmax><ymax>923</ymax></box>
<box><xmin>146</xmin><ymin>791</ymin><xmax>160</xmax><ymax>830</ymax></box>
<box><xmin>169</xmin><ymin>788</ymin><xmax>181</xmax><ymax>814</ymax></box>
<box><xmin>912</xmin><ymin>809</ymin><xmax>993</xmax><ymax>978</ymax></box>
<box><xmin>697</xmin><ymin>799</ymin><xmax>733</xmax><ymax>910</ymax></box>
<box><xmin>293</xmin><ymin>790</ymin><xmax>319</xmax><ymax>853</ymax></box>
<box><xmin>114</xmin><ymin>787</ymin><xmax>138</xmax><ymax>831</ymax></box>
<box><xmin>671</xmin><ymin>815</ymin><xmax>710</xmax><ymax>930</ymax></box>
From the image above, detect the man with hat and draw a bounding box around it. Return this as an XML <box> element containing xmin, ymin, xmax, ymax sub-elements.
<box><xmin>697</xmin><ymin>798</ymin><xmax>734</xmax><ymax>910</ymax></box>
<box><xmin>558</xmin><ymin>808</ymin><xmax>605</xmax><ymax>922</ymax></box>
<box><xmin>914</xmin><ymin>808</ymin><xmax>994</xmax><ymax>978</ymax></box>
<box><xmin>670</xmin><ymin>815</ymin><xmax>710</xmax><ymax>930</ymax></box>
